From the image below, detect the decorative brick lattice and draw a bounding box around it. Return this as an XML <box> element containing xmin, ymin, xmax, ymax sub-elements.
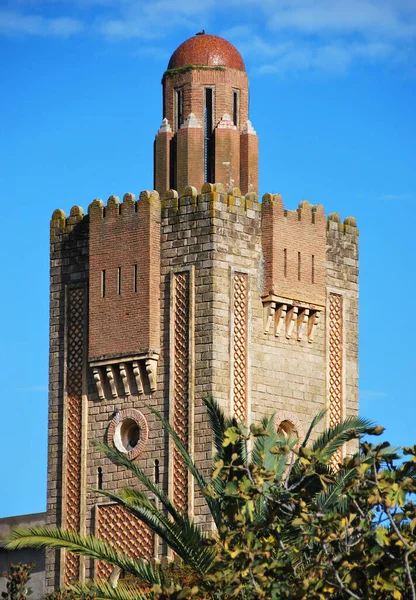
<box><xmin>233</xmin><ymin>272</ymin><xmax>248</xmax><ymax>422</ymax></box>
<box><xmin>65</xmin><ymin>286</ymin><xmax>85</xmax><ymax>583</ymax></box>
<box><xmin>173</xmin><ymin>271</ymin><xmax>190</xmax><ymax>514</ymax></box>
<box><xmin>96</xmin><ymin>504</ymin><xmax>154</xmax><ymax>580</ymax></box>
<box><xmin>329</xmin><ymin>293</ymin><xmax>343</xmax><ymax>467</ymax></box>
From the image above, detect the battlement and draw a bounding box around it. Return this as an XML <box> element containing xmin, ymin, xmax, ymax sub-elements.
<box><xmin>88</xmin><ymin>191</ymin><xmax>161</xmax><ymax>362</ymax></box>
<box><xmin>327</xmin><ymin>212</ymin><xmax>359</xmax><ymax>238</ymax></box>
<box><xmin>261</xmin><ymin>194</ymin><xmax>327</xmax><ymax>306</ymax></box>
<box><xmin>161</xmin><ymin>183</ymin><xmax>259</xmax><ymax>218</ymax></box>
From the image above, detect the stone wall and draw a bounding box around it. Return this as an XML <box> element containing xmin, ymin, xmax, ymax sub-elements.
<box><xmin>46</xmin><ymin>184</ymin><xmax>359</xmax><ymax>589</ymax></box>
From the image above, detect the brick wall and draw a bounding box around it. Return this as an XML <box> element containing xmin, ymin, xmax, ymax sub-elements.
<box><xmin>261</xmin><ymin>194</ymin><xmax>326</xmax><ymax>306</ymax></box>
<box><xmin>88</xmin><ymin>192</ymin><xmax>160</xmax><ymax>361</ymax></box>
<box><xmin>154</xmin><ymin>66</ymin><xmax>257</xmax><ymax>197</ymax></box>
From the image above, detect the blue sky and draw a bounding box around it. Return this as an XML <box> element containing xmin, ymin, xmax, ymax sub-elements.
<box><xmin>0</xmin><ymin>0</ymin><xmax>415</xmax><ymax>518</ymax></box>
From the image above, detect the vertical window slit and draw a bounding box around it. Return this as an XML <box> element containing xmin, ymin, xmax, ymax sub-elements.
<box><xmin>312</xmin><ymin>255</ymin><xmax>315</xmax><ymax>284</ymax></box>
<box><xmin>233</xmin><ymin>89</ymin><xmax>239</xmax><ymax>127</ymax></box>
<box><xmin>176</xmin><ymin>88</ymin><xmax>183</xmax><ymax>131</ymax></box>
<box><xmin>204</xmin><ymin>87</ymin><xmax>214</xmax><ymax>183</ymax></box>
<box><xmin>154</xmin><ymin>459</ymin><xmax>160</xmax><ymax>484</ymax></box>
<box><xmin>98</xmin><ymin>467</ymin><xmax>103</xmax><ymax>490</ymax></box>
<box><xmin>117</xmin><ymin>267</ymin><xmax>121</xmax><ymax>295</ymax></box>
<box><xmin>298</xmin><ymin>252</ymin><xmax>301</xmax><ymax>281</ymax></box>
<box><xmin>284</xmin><ymin>249</ymin><xmax>287</xmax><ymax>277</ymax></box>
<box><xmin>133</xmin><ymin>264</ymin><xmax>138</xmax><ymax>293</ymax></box>
<box><xmin>101</xmin><ymin>270</ymin><xmax>106</xmax><ymax>298</ymax></box>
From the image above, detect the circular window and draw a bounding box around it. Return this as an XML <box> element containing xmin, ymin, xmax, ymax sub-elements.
<box><xmin>274</xmin><ymin>411</ymin><xmax>303</xmax><ymax>444</ymax></box>
<box><xmin>278</xmin><ymin>420</ymin><xmax>297</xmax><ymax>438</ymax></box>
<box><xmin>108</xmin><ymin>409</ymin><xmax>148</xmax><ymax>460</ymax></box>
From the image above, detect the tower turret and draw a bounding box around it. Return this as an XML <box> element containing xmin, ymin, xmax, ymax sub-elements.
<box><xmin>154</xmin><ymin>34</ymin><xmax>258</xmax><ymax>196</ymax></box>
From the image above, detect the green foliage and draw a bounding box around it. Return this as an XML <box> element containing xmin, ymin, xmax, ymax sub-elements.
<box><xmin>1</xmin><ymin>563</ymin><xmax>34</xmax><ymax>600</ymax></box>
<box><xmin>4</xmin><ymin>397</ymin><xmax>416</xmax><ymax>599</ymax></box>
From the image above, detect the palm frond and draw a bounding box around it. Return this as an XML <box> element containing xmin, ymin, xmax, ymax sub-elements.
<box><xmin>92</xmin><ymin>441</ymin><xmax>179</xmax><ymax>521</ymax></box>
<box><xmin>4</xmin><ymin>527</ymin><xmax>165</xmax><ymax>585</ymax></box>
<box><xmin>312</xmin><ymin>416</ymin><xmax>374</xmax><ymax>462</ymax></box>
<box><xmin>299</xmin><ymin>409</ymin><xmax>327</xmax><ymax>449</ymax></box>
<box><xmin>93</xmin><ymin>490</ymin><xmax>214</xmax><ymax>575</ymax></box>
<box><xmin>314</xmin><ymin>468</ymin><xmax>358</xmax><ymax>512</ymax></box>
<box><xmin>148</xmin><ymin>405</ymin><xmax>225</xmax><ymax>529</ymax></box>
<box><xmin>70</xmin><ymin>580</ymin><xmax>153</xmax><ymax>600</ymax></box>
<box><xmin>203</xmin><ymin>395</ymin><xmax>227</xmax><ymax>458</ymax></box>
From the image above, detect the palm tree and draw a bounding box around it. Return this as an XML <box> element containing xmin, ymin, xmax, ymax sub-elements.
<box><xmin>4</xmin><ymin>397</ymin><xmax>375</xmax><ymax>599</ymax></box>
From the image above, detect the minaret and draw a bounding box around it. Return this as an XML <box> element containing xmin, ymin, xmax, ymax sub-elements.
<box><xmin>154</xmin><ymin>34</ymin><xmax>258</xmax><ymax>196</ymax></box>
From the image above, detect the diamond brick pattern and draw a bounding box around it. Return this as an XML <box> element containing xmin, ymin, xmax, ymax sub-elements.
<box><xmin>173</xmin><ymin>271</ymin><xmax>190</xmax><ymax>514</ymax></box>
<box><xmin>65</xmin><ymin>286</ymin><xmax>85</xmax><ymax>583</ymax></box>
<box><xmin>97</xmin><ymin>504</ymin><xmax>154</xmax><ymax>580</ymax></box>
<box><xmin>233</xmin><ymin>272</ymin><xmax>248</xmax><ymax>422</ymax></box>
<box><xmin>329</xmin><ymin>293</ymin><xmax>343</xmax><ymax>468</ymax></box>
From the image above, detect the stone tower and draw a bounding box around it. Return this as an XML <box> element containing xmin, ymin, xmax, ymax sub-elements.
<box><xmin>46</xmin><ymin>33</ymin><xmax>358</xmax><ymax>590</ymax></box>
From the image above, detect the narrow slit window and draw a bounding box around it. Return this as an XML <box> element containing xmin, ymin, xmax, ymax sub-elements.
<box><xmin>133</xmin><ymin>264</ymin><xmax>138</xmax><ymax>293</ymax></box>
<box><xmin>98</xmin><ymin>467</ymin><xmax>103</xmax><ymax>490</ymax></box>
<box><xmin>312</xmin><ymin>255</ymin><xmax>315</xmax><ymax>284</ymax></box>
<box><xmin>154</xmin><ymin>459</ymin><xmax>160</xmax><ymax>484</ymax></box>
<box><xmin>298</xmin><ymin>252</ymin><xmax>301</xmax><ymax>281</ymax></box>
<box><xmin>175</xmin><ymin>88</ymin><xmax>184</xmax><ymax>131</ymax></box>
<box><xmin>232</xmin><ymin>89</ymin><xmax>239</xmax><ymax>127</ymax></box>
<box><xmin>101</xmin><ymin>270</ymin><xmax>106</xmax><ymax>298</ymax></box>
<box><xmin>284</xmin><ymin>249</ymin><xmax>287</xmax><ymax>277</ymax></box>
<box><xmin>204</xmin><ymin>87</ymin><xmax>214</xmax><ymax>183</ymax></box>
<box><xmin>117</xmin><ymin>267</ymin><xmax>121</xmax><ymax>295</ymax></box>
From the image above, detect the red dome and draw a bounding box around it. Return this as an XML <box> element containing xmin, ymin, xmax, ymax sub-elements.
<box><xmin>168</xmin><ymin>34</ymin><xmax>246</xmax><ymax>72</ymax></box>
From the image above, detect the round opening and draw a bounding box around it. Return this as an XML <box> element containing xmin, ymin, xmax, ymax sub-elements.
<box><xmin>114</xmin><ymin>418</ymin><xmax>141</xmax><ymax>453</ymax></box>
<box><xmin>278</xmin><ymin>420</ymin><xmax>297</xmax><ymax>438</ymax></box>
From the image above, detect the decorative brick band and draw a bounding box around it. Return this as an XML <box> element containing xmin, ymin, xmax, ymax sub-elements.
<box><xmin>328</xmin><ymin>292</ymin><xmax>343</xmax><ymax>467</ymax></box>
<box><xmin>96</xmin><ymin>504</ymin><xmax>153</xmax><ymax>580</ymax></box>
<box><xmin>107</xmin><ymin>408</ymin><xmax>148</xmax><ymax>461</ymax></box>
<box><xmin>64</xmin><ymin>286</ymin><xmax>85</xmax><ymax>583</ymax></box>
<box><xmin>232</xmin><ymin>272</ymin><xmax>248</xmax><ymax>422</ymax></box>
<box><xmin>172</xmin><ymin>270</ymin><xmax>190</xmax><ymax>513</ymax></box>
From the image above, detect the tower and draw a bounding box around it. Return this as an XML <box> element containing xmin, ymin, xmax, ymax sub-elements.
<box><xmin>154</xmin><ymin>34</ymin><xmax>258</xmax><ymax>195</ymax></box>
<box><xmin>46</xmin><ymin>33</ymin><xmax>358</xmax><ymax>590</ymax></box>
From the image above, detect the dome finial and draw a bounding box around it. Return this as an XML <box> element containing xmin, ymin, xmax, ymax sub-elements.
<box><xmin>195</xmin><ymin>29</ymin><xmax>205</xmax><ymax>36</ymax></box>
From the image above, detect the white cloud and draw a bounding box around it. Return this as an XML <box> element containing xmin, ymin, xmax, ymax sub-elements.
<box><xmin>0</xmin><ymin>10</ymin><xmax>84</xmax><ymax>37</ymax></box>
<box><xmin>266</xmin><ymin>0</ymin><xmax>416</xmax><ymax>39</ymax></box>
<box><xmin>1</xmin><ymin>0</ymin><xmax>415</xmax><ymax>74</ymax></box>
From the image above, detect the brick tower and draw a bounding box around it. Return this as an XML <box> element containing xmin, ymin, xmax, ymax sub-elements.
<box><xmin>46</xmin><ymin>33</ymin><xmax>358</xmax><ymax>590</ymax></box>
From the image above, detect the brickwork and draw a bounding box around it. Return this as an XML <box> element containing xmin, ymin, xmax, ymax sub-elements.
<box><xmin>96</xmin><ymin>504</ymin><xmax>153</xmax><ymax>579</ymax></box>
<box><xmin>155</xmin><ymin>64</ymin><xmax>257</xmax><ymax>197</ymax></box>
<box><xmin>88</xmin><ymin>192</ymin><xmax>161</xmax><ymax>361</ymax></box>
<box><xmin>240</xmin><ymin>125</ymin><xmax>258</xmax><ymax>195</ymax></box>
<box><xmin>47</xmin><ymin>207</ymin><xmax>89</xmax><ymax>591</ymax></box>
<box><xmin>172</xmin><ymin>271</ymin><xmax>191</xmax><ymax>513</ymax></box>
<box><xmin>326</xmin><ymin>214</ymin><xmax>359</xmax><ymax>456</ymax></box>
<box><xmin>232</xmin><ymin>272</ymin><xmax>248</xmax><ymax>422</ymax></box>
<box><xmin>214</xmin><ymin>117</ymin><xmax>241</xmax><ymax>191</ymax></box>
<box><xmin>64</xmin><ymin>286</ymin><xmax>85</xmax><ymax>583</ymax></box>
<box><xmin>176</xmin><ymin>122</ymin><xmax>205</xmax><ymax>193</ymax></box>
<box><xmin>262</xmin><ymin>194</ymin><xmax>326</xmax><ymax>306</ymax></box>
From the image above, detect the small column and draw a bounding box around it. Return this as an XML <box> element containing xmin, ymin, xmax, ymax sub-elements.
<box><xmin>154</xmin><ymin>118</ymin><xmax>173</xmax><ymax>197</ymax></box>
<box><xmin>214</xmin><ymin>114</ymin><xmax>240</xmax><ymax>190</ymax></box>
<box><xmin>240</xmin><ymin>120</ymin><xmax>258</xmax><ymax>195</ymax></box>
<box><xmin>176</xmin><ymin>113</ymin><xmax>204</xmax><ymax>193</ymax></box>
